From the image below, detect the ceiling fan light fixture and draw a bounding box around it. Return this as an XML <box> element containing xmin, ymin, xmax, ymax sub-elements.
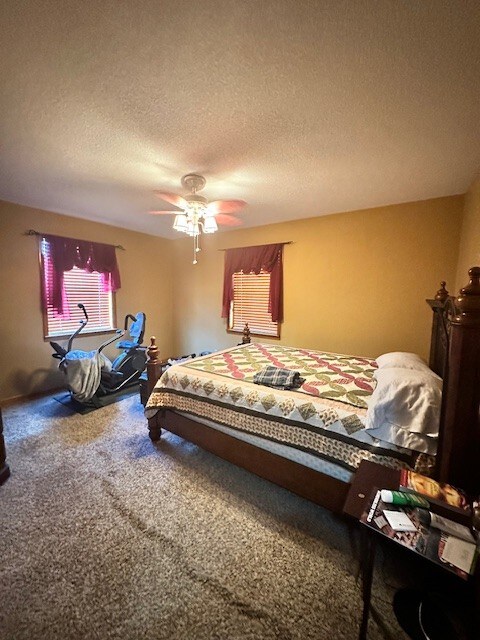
<box><xmin>203</xmin><ymin>217</ymin><xmax>218</xmax><ymax>233</ymax></box>
<box><xmin>152</xmin><ymin>173</ymin><xmax>246</xmax><ymax>264</ymax></box>
<box><xmin>185</xmin><ymin>220</ymin><xmax>200</xmax><ymax>237</ymax></box>
<box><xmin>173</xmin><ymin>214</ymin><xmax>188</xmax><ymax>232</ymax></box>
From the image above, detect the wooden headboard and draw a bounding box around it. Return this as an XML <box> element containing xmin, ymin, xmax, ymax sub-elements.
<box><xmin>426</xmin><ymin>281</ymin><xmax>458</xmax><ymax>378</ymax></box>
<box><xmin>428</xmin><ymin>268</ymin><xmax>480</xmax><ymax>495</ymax></box>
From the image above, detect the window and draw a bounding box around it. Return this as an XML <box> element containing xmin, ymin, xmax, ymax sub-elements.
<box><xmin>228</xmin><ymin>270</ymin><xmax>279</xmax><ymax>338</ymax></box>
<box><xmin>222</xmin><ymin>243</ymin><xmax>284</xmax><ymax>337</ymax></box>
<box><xmin>40</xmin><ymin>238</ymin><xmax>116</xmax><ymax>339</ymax></box>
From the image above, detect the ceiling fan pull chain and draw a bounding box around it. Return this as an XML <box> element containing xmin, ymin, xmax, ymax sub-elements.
<box><xmin>193</xmin><ymin>233</ymin><xmax>201</xmax><ymax>264</ymax></box>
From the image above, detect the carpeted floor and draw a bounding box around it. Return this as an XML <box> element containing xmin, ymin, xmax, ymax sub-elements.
<box><xmin>0</xmin><ymin>394</ymin><xmax>412</xmax><ymax>639</ymax></box>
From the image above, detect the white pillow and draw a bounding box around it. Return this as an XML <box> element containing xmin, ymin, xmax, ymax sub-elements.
<box><xmin>376</xmin><ymin>352</ymin><xmax>430</xmax><ymax>372</ymax></box>
<box><xmin>365</xmin><ymin>368</ymin><xmax>442</xmax><ymax>455</ymax></box>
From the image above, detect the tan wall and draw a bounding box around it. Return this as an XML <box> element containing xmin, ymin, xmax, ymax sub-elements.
<box><xmin>171</xmin><ymin>196</ymin><xmax>463</xmax><ymax>361</ymax></box>
<box><xmin>0</xmin><ymin>200</ymin><xmax>174</xmax><ymax>403</ymax></box>
<box><xmin>455</xmin><ymin>172</ymin><xmax>480</xmax><ymax>291</ymax></box>
<box><xmin>0</xmin><ymin>194</ymin><xmax>464</xmax><ymax>402</ymax></box>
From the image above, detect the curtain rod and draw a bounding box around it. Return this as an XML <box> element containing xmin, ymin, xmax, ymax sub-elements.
<box><xmin>217</xmin><ymin>241</ymin><xmax>293</xmax><ymax>251</ymax></box>
<box><xmin>24</xmin><ymin>229</ymin><xmax>126</xmax><ymax>250</ymax></box>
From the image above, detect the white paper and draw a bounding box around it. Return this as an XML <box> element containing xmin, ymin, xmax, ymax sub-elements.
<box><xmin>383</xmin><ymin>510</ymin><xmax>417</xmax><ymax>532</ymax></box>
<box><xmin>441</xmin><ymin>536</ymin><xmax>476</xmax><ymax>574</ymax></box>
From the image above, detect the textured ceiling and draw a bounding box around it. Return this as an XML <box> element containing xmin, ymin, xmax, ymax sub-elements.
<box><xmin>1</xmin><ymin>0</ymin><xmax>479</xmax><ymax>238</ymax></box>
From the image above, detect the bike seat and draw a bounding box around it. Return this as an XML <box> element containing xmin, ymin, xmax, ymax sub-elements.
<box><xmin>116</xmin><ymin>339</ymin><xmax>139</xmax><ymax>349</ymax></box>
<box><xmin>117</xmin><ymin>312</ymin><xmax>146</xmax><ymax>350</ymax></box>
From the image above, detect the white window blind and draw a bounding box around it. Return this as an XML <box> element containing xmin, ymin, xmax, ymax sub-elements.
<box><xmin>229</xmin><ymin>271</ymin><xmax>279</xmax><ymax>337</ymax></box>
<box><xmin>41</xmin><ymin>238</ymin><xmax>115</xmax><ymax>338</ymax></box>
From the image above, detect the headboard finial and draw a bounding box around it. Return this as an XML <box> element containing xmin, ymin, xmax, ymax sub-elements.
<box><xmin>242</xmin><ymin>323</ymin><xmax>251</xmax><ymax>344</ymax></box>
<box><xmin>454</xmin><ymin>267</ymin><xmax>480</xmax><ymax>325</ymax></box>
<box><xmin>147</xmin><ymin>336</ymin><xmax>159</xmax><ymax>364</ymax></box>
<box><xmin>434</xmin><ymin>281</ymin><xmax>449</xmax><ymax>302</ymax></box>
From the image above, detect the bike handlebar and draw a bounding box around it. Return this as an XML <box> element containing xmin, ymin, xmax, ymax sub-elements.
<box><xmin>124</xmin><ymin>314</ymin><xmax>137</xmax><ymax>329</ymax></box>
<box><xmin>67</xmin><ymin>306</ymin><xmax>89</xmax><ymax>352</ymax></box>
<box><xmin>78</xmin><ymin>303</ymin><xmax>88</xmax><ymax>322</ymax></box>
<box><xmin>58</xmin><ymin>305</ymin><xmax>126</xmax><ymax>356</ymax></box>
<box><xmin>98</xmin><ymin>329</ymin><xmax>125</xmax><ymax>353</ymax></box>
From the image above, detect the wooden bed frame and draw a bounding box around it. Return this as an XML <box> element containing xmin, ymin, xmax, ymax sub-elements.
<box><xmin>146</xmin><ymin>268</ymin><xmax>480</xmax><ymax>513</ymax></box>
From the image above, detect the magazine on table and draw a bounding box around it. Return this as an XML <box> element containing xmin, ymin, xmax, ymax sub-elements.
<box><xmin>361</xmin><ymin>490</ymin><xmax>478</xmax><ymax>579</ymax></box>
<box><xmin>399</xmin><ymin>470</ymin><xmax>471</xmax><ymax>513</ymax></box>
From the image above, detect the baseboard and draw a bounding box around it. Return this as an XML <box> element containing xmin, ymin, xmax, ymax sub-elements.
<box><xmin>0</xmin><ymin>386</ymin><xmax>64</xmax><ymax>408</ymax></box>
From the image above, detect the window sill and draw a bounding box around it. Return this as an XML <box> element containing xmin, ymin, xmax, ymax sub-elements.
<box><xmin>44</xmin><ymin>328</ymin><xmax>117</xmax><ymax>341</ymax></box>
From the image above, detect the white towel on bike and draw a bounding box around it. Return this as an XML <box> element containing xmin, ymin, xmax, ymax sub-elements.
<box><xmin>64</xmin><ymin>350</ymin><xmax>111</xmax><ymax>402</ymax></box>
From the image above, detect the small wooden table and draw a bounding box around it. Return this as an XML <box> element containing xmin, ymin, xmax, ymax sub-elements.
<box><xmin>343</xmin><ymin>460</ymin><xmax>399</xmax><ymax>521</ymax></box>
<box><xmin>343</xmin><ymin>461</ymin><xmax>399</xmax><ymax>639</ymax></box>
<box><xmin>344</xmin><ymin>460</ymin><xmax>476</xmax><ymax>639</ymax></box>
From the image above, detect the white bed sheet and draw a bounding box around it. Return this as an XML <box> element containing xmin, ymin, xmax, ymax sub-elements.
<box><xmin>174</xmin><ymin>410</ymin><xmax>354</xmax><ymax>483</ymax></box>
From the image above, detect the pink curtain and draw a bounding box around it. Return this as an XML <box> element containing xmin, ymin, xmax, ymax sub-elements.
<box><xmin>222</xmin><ymin>243</ymin><xmax>284</xmax><ymax>322</ymax></box>
<box><xmin>43</xmin><ymin>234</ymin><xmax>121</xmax><ymax>314</ymax></box>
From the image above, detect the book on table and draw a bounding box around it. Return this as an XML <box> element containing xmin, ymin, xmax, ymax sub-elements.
<box><xmin>361</xmin><ymin>490</ymin><xmax>478</xmax><ymax>579</ymax></box>
<box><xmin>399</xmin><ymin>470</ymin><xmax>470</xmax><ymax>513</ymax></box>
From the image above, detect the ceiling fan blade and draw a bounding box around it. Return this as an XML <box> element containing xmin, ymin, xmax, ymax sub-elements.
<box><xmin>215</xmin><ymin>214</ymin><xmax>243</xmax><ymax>227</ymax></box>
<box><xmin>149</xmin><ymin>210</ymin><xmax>180</xmax><ymax>215</ymax></box>
<box><xmin>206</xmin><ymin>199</ymin><xmax>246</xmax><ymax>215</ymax></box>
<box><xmin>153</xmin><ymin>191</ymin><xmax>189</xmax><ymax>209</ymax></box>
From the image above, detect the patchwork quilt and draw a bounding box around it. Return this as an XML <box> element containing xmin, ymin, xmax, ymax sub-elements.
<box><xmin>146</xmin><ymin>343</ymin><xmax>430</xmax><ymax>473</ymax></box>
<box><xmin>186</xmin><ymin>343</ymin><xmax>377</xmax><ymax>408</ymax></box>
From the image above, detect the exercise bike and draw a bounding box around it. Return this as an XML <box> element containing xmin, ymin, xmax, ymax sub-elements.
<box><xmin>50</xmin><ymin>304</ymin><xmax>147</xmax><ymax>404</ymax></box>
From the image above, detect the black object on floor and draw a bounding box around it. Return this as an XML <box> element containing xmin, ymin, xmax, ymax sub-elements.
<box><xmin>393</xmin><ymin>588</ymin><xmax>469</xmax><ymax>640</ymax></box>
<box><xmin>54</xmin><ymin>385</ymin><xmax>139</xmax><ymax>415</ymax></box>
<box><xmin>0</xmin><ymin>408</ymin><xmax>10</xmax><ymax>484</ymax></box>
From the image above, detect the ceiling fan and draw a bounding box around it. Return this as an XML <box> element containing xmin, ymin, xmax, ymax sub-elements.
<box><xmin>150</xmin><ymin>173</ymin><xmax>246</xmax><ymax>263</ymax></box>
